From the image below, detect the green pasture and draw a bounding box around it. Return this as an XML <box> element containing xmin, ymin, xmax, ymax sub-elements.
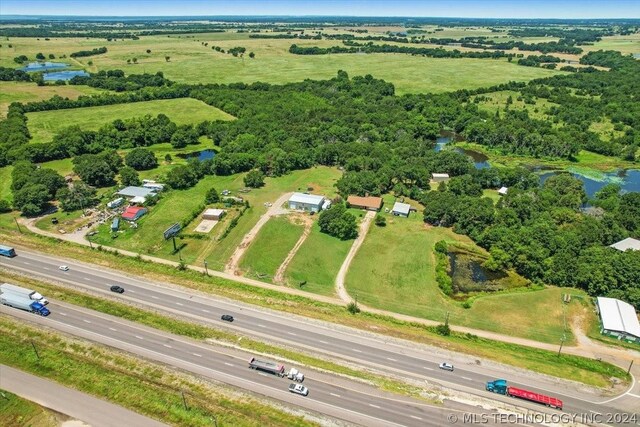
<box><xmin>472</xmin><ymin>90</ymin><xmax>559</xmax><ymax>122</ymax></box>
<box><xmin>0</xmin><ymin>81</ymin><xmax>106</xmax><ymax>118</ymax></box>
<box><xmin>1</xmin><ymin>33</ymin><xmax>563</xmax><ymax>94</ymax></box>
<box><xmin>284</xmin><ymin>221</ymin><xmax>353</xmax><ymax>295</ymax></box>
<box><xmin>25</xmin><ymin>97</ymin><xmax>234</xmax><ymax>144</ymax></box>
<box><xmin>239</xmin><ymin>216</ymin><xmax>305</xmax><ymax>281</ymax></box>
<box><xmin>344</xmin><ymin>195</ymin><xmax>574</xmax><ymax>344</ymax></box>
<box><xmin>0</xmin><ymin>166</ymin><xmax>13</xmax><ymax>202</ymax></box>
<box><xmin>587</xmin><ymin>33</ymin><xmax>640</xmax><ymax>55</ymax></box>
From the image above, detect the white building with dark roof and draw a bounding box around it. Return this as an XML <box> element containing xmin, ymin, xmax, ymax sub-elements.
<box><xmin>596</xmin><ymin>297</ymin><xmax>640</xmax><ymax>343</ymax></box>
<box><xmin>609</xmin><ymin>237</ymin><xmax>640</xmax><ymax>252</ymax></box>
<box><xmin>288</xmin><ymin>193</ymin><xmax>325</xmax><ymax>213</ymax></box>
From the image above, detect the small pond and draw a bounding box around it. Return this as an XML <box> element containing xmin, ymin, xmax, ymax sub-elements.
<box><xmin>435</xmin><ymin>132</ymin><xmax>489</xmax><ymax>169</ymax></box>
<box><xmin>539</xmin><ymin>169</ymin><xmax>640</xmax><ymax>198</ymax></box>
<box><xmin>43</xmin><ymin>70</ymin><xmax>90</xmax><ymax>81</ymax></box>
<box><xmin>176</xmin><ymin>149</ymin><xmax>216</xmax><ymax>161</ymax></box>
<box><xmin>448</xmin><ymin>252</ymin><xmax>509</xmax><ymax>295</ymax></box>
<box><xmin>20</xmin><ymin>62</ymin><xmax>70</xmax><ymax>72</ymax></box>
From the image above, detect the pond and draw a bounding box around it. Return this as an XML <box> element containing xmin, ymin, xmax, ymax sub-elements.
<box><xmin>448</xmin><ymin>252</ymin><xmax>509</xmax><ymax>295</ymax></box>
<box><xmin>43</xmin><ymin>70</ymin><xmax>90</xmax><ymax>81</ymax></box>
<box><xmin>176</xmin><ymin>149</ymin><xmax>216</xmax><ymax>161</ymax></box>
<box><xmin>435</xmin><ymin>132</ymin><xmax>490</xmax><ymax>169</ymax></box>
<box><xmin>20</xmin><ymin>62</ymin><xmax>70</xmax><ymax>72</ymax></box>
<box><xmin>539</xmin><ymin>169</ymin><xmax>640</xmax><ymax>198</ymax></box>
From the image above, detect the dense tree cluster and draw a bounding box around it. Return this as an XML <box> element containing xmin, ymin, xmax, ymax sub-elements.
<box><xmin>125</xmin><ymin>147</ymin><xmax>159</xmax><ymax>170</ymax></box>
<box><xmin>70</xmin><ymin>47</ymin><xmax>108</xmax><ymax>58</ymax></box>
<box><xmin>57</xmin><ymin>181</ymin><xmax>98</xmax><ymax>212</ymax></box>
<box><xmin>70</xmin><ymin>70</ymin><xmax>173</xmax><ymax>91</ymax></box>
<box><xmin>0</xmin><ymin>66</ymin><xmax>32</xmax><ymax>82</ymax></box>
<box><xmin>10</xmin><ymin>162</ymin><xmax>66</xmax><ymax>215</ymax></box>
<box><xmin>72</xmin><ymin>150</ymin><xmax>122</xmax><ymax>187</ymax></box>
<box><xmin>318</xmin><ymin>203</ymin><xmax>358</xmax><ymax>240</ymax></box>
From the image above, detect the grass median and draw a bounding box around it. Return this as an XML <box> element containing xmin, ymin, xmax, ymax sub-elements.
<box><xmin>0</xmin><ymin>227</ymin><xmax>630</xmax><ymax>389</ymax></box>
<box><xmin>0</xmin><ymin>316</ymin><xmax>317</xmax><ymax>427</ymax></box>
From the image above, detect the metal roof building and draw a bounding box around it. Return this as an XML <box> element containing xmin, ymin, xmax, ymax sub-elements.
<box><xmin>596</xmin><ymin>297</ymin><xmax>640</xmax><ymax>343</ymax></box>
<box><xmin>391</xmin><ymin>202</ymin><xmax>411</xmax><ymax>218</ymax></box>
<box><xmin>288</xmin><ymin>193</ymin><xmax>325</xmax><ymax>213</ymax></box>
<box><xmin>117</xmin><ymin>186</ymin><xmax>156</xmax><ymax>199</ymax></box>
<box><xmin>609</xmin><ymin>237</ymin><xmax>640</xmax><ymax>252</ymax></box>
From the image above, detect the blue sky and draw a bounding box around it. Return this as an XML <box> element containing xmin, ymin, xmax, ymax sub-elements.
<box><xmin>1</xmin><ymin>0</ymin><xmax>638</xmax><ymax>19</ymax></box>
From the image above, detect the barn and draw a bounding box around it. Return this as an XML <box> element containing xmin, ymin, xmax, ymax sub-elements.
<box><xmin>121</xmin><ymin>206</ymin><xmax>147</xmax><ymax>222</ymax></box>
<box><xmin>288</xmin><ymin>193</ymin><xmax>325</xmax><ymax>212</ymax></box>
<box><xmin>596</xmin><ymin>297</ymin><xmax>640</xmax><ymax>344</ymax></box>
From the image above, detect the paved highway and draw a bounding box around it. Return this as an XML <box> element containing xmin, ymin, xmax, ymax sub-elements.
<box><xmin>0</xmin><ymin>301</ymin><xmax>498</xmax><ymax>427</ymax></box>
<box><xmin>2</xmin><ymin>250</ymin><xmax>638</xmax><ymax>422</ymax></box>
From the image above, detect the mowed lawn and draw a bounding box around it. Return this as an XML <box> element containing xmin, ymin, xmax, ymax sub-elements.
<box><xmin>0</xmin><ymin>166</ymin><xmax>14</xmax><ymax>202</ymax></box>
<box><xmin>284</xmin><ymin>221</ymin><xmax>353</xmax><ymax>296</ymax></box>
<box><xmin>345</xmin><ymin>195</ymin><xmax>574</xmax><ymax>344</ymax></box>
<box><xmin>239</xmin><ymin>216</ymin><xmax>304</xmax><ymax>281</ymax></box>
<box><xmin>0</xmin><ymin>81</ymin><xmax>106</xmax><ymax>118</ymax></box>
<box><xmin>26</xmin><ymin>98</ymin><xmax>235</xmax><ymax>144</ymax></box>
<box><xmin>1</xmin><ymin>34</ymin><xmax>563</xmax><ymax>95</ymax></box>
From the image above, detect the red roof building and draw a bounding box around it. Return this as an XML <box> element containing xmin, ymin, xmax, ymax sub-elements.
<box><xmin>121</xmin><ymin>206</ymin><xmax>147</xmax><ymax>221</ymax></box>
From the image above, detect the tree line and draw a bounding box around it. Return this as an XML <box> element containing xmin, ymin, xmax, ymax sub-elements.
<box><xmin>70</xmin><ymin>46</ymin><xmax>108</xmax><ymax>58</ymax></box>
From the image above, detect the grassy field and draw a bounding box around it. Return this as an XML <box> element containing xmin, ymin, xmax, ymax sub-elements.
<box><xmin>239</xmin><ymin>216</ymin><xmax>305</xmax><ymax>281</ymax></box>
<box><xmin>284</xmin><ymin>221</ymin><xmax>354</xmax><ymax>295</ymax></box>
<box><xmin>89</xmin><ymin>167</ymin><xmax>341</xmax><ymax>270</ymax></box>
<box><xmin>0</xmin><ymin>389</ymin><xmax>57</xmax><ymax>427</ymax></box>
<box><xmin>0</xmin><ymin>33</ymin><xmax>563</xmax><ymax>95</ymax></box>
<box><xmin>0</xmin><ymin>165</ymin><xmax>13</xmax><ymax>202</ymax></box>
<box><xmin>0</xmin><ymin>81</ymin><xmax>106</xmax><ymax>118</ymax></box>
<box><xmin>587</xmin><ymin>33</ymin><xmax>640</xmax><ymax>55</ymax></box>
<box><xmin>26</xmin><ymin>97</ymin><xmax>235</xmax><ymax>144</ymax></box>
<box><xmin>472</xmin><ymin>90</ymin><xmax>559</xmax><ymax>122</ymax></box>
<box><xmin>344</xmin><ymin>195</ymin><xmax>576</xmax><ymax>344</ymax></box>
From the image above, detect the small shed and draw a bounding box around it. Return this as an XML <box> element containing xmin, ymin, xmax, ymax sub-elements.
<box><xmin>431</xmin><ymin>173</ymin><xmax>450</xmax><ymax>182</ymax></box>
<box><xmin>609</xmin><ymin>237</ymin><xmax>640</xmax><ymax>252</ymax></box>
<box><xmin>107</xmin><ymin>197</ymin><xmax>124</xmax><ymax>209</ymax></box>
<box><xmin>498</xmin><ymin>187</ymin><xmax>509</xmax><ymax>196</ymax></box>
<box><xmin>347</xmin><ymin>195</ymin><xmax>383</xmax><ymax>211</ymax></box>
<box><xmin>288</xmin><ymin>193</ymin><xmax>325</xmax><ymax>213</ymax></box>
<box><xmin>392</xmin><ymin>202</ymin><xmax>411</xmax><ymax>218</ymax></box>
<box><xmin>596</xmin><ymin>297</ymin><xmax>640</xmax><ymax>343</ymax></box>
<box><xmin>142</xmin><ymin>182</ymin><xmax>165</xmax><ymax>192</ymax></box>
<box><xmin>111</xmin><ymin>217</ymin><xmax>120</xmax><ymax>232</ymax></box>
<box><xmin>130</xmin><ymin>196</ymin><xmax>146</xmax><ymax>205</ymax></box>
<box><xmin>121</xmin><ymin>206</ymin><xmax>147</xmax><ymax>222</ymax></box>
<box><xmin>203</xmin><ymin>208</ymin><xmax>226</xmax><ymax>220</ymax></box>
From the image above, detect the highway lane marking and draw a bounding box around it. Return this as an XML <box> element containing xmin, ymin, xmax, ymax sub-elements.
<box><xmin>164</xmin><ymin>344</ymin><xmax>172</xmax><ymax>348</ymax></box>
<box><xmin>23</xmin><ymin>261</ymin><xmax>30</xmax><ymax>265</ymax></box>
<box><xmin>423</xmin><ymin>367</ymin><xmax>434</xmax><ymax>370</ymax></box>
<box><xmin>369</xmin><ymin>404</ymin><xmax>380</xmax><ymax>409</ymax></box>
<box><xmin>462</xmin><ymin>376</ymin><xmax>473</xmax><ymax>381</ymax></box>
<box><xmin>109</xmin><ymin>327</ymin><xmax>117</xmax><ymax>331</ymax></box>
<box><xmin>135</xmin><ymin>335</ymin><xmax>144</xmax><ymax>340</ymax></box>
<box><xmin>192</xmin><ymin>353</ymin><xmax>202</xmax><ymax>357</ymax></box>
<box><xmin>288</xmin><ymin>332</ymin><xmax>297</xmax><ymax>336</ymax></box>
<box><xmin>258</xmin><ymin>324</ymin><xmax>266</xmax><ymax>327</ymax></box>
<box><xmin>201</xmin><ymin>309</ymin><xmax>210</xmax><ymax>313</ymax></box>
<box><xmin>330</xmin><ymin>393</ymin><xmax>341</xmax><ymax>398</ymax></box>
<box><xmin>128</xmin><ymin>289</ymin><xmax>136</xmax><ymax>293</ymax></box>
<box><xmin>627</xmin><ymin>393</ymin><xmax>640</xmax><ymax>399</ymax></box>
<box><xmin>319</xmin><ymin>340</ymin><xmax>328</xmax><ymax>344</ymax></box>
<box><xmin>386</xmin><ymin>357</ymin><xmax>397</xmax><ymax>362</ymax></box>
<box><xmin>83</xmin><ymin>319</ymin><xmax>91</xmax><ymax>323</ymax></box>
<box><xmin>176</xmin><ymin>302</ymin><xmax>183</xmax><ymax>306</ymax></box>
<box><xmin>59</xmin><ymin>312</ymin><xmax>67</xmax><ymax>316</ymax></box>
<box><xmin>224</xmin><ymin>362</ymin><xmax>234</xmax><ymax>367</ymax></box>
<box><xmin>411</xmin><ymin>415</ymin><xmax>422</xmax><ymax>420</ymax></box>
<box><xmin>42</xmin><ymin>267</ymin><xmax>49</xmax><ymax>270</ymax></box>
<box><xmin>352</xmin><ymin>349</ymin><xmax>362</xmax><ymax>353</ymax></box>
<box><xmin>151</xmin><ymin>296</ymin><xmax>159</xmax><ymax>299</ymax></box>
<box><xmin>84</xmin><ymin>277</ymin><xmax>92</xmax><ymax>280</ymax></box>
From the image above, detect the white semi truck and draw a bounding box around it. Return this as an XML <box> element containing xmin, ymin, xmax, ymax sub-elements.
<box><xmin>1</xmin><ymin>293</ymin><xmax>50</xmax><ymax>316</ymax></box>
<box><xmin>0</xmin><ymin>283</ymin><xmax>49</xmax><ymax>305</ymax></box>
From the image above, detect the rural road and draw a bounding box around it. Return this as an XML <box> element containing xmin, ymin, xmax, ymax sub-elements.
<box><xmin>1</xmin><ymin>302</ymin><xmax>492</xmax><ymax>427</ymax></box>
<box><xmin>224</xmin><ymin>191</ymin><xmax>293</xmax><ymax>275</ymax></box>
<box><xmin>335</xmin><ymin>210</ymin><xmax>376</xmax><ymax>303</ymax></box>
<box><xmin>0</xmin><ymin>364</ymin><xmax>168</xmax><ymax>427</ymax></box>
<box><xmin>3</xmin><ymin>249</ymin><xmax>639</xmax><ymax>422</ymax></box>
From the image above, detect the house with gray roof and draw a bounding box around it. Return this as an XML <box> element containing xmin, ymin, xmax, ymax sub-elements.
<box><xmin>596</xmin><ymin>297</ymin><xmax>640</xmax><ymax>344</ymax></box>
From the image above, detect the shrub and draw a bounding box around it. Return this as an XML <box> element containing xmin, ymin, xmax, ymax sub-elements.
<box><xmin>435</xmin><ymin>323</ymin><xmax>451</xmax><ymax>336</ymax></box>
<box><xmin>347</xmin><ymin>301</ymin><xmax>360</xmax><ymax>314</ymax></box>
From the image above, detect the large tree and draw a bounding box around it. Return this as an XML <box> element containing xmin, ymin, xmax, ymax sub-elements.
<box><xmin>125</xmin><ymin>147</ymin><xmax>158</xmax><ymax>170</ymax></box>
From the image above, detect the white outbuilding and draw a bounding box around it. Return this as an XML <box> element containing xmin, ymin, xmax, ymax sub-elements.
<box><xmin>392</xmin><ymin>202</ymin><xmax>411</xmax><ymax>218</ymax></box>
<box><xmin>202</xmin><ymin>208</ymin><xmax>226</xmax><ymax>220</ymax></box>
<box><xmin>498</xmin><ymin>187</ymin><xmax>509</xmax><ymax>196</ymax></box>
<box><xmin>609</xmin><ymin>237</ymin><xmax>640</xmax><ymax>252</ymax></box>
<box><xmin>596</xmin><ymin>297</ymin><xmax>640</xmax><ymax>343</ymax></box>
<box><xmin>288</xmin><ymin>193</ymin><xmax>325</xmax><ymax>213</ymax></box>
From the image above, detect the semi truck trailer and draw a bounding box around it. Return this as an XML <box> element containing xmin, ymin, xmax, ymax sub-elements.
<box><xmin>1</xmin><ymin>293</ymin><xmax>50</xmax><ymax>316</ymax></box>
<box><xmin>486</xmin><ymin>379</ymin><xmax>563</xmax><ymax>410</ymax></box>
<box><xmin>0</xmin><ymin>245</ymin><xmax>16</xmax><ymax>257</ymax></box>
<box><xmin>0</xmin><ymin>283</ymin><xmax>49</xmax><ymax>305</ymax></box>
<box><xmin>248</xmin><ymin>357</ymin><xmax>286</xmax><ymax>377</ymax></box>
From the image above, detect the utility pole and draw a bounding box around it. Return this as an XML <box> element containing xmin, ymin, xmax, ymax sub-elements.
<box><xmin>31</xmin><ymin>341</ymin><xmax>40</xmax><ymax>361</ymax></box>
<box><xmin>88</xmin><ymin>235</ymin><xmax>93</xmax><ymax>249</ymax></box>
<box><xmin>204</xmin><ymin>261</ymin><xmax>209</xmax><ymax>276</ymax></box>
<box><xmin>181</xmin><ymin>391</ymin><xmax>188</xmax><ymax>411</ymax></box>
<box><xmin>14</xmin><ymin>217</ymin><xmax>22</xmax><ymax>233</ymax></box>
<box><xmin>445</xmin><ymin>311</ymin><xmax>450</xmax><ymax>327</ymax></box>
<box><xmin>628</xmin><ymin>360</ymin><xmax>634</xmax><ymax>375</ymax></box>
<box><xmin>557</xmin><ymin>335</ymin><xmax>566</xmax><ymax>357</ymax></box>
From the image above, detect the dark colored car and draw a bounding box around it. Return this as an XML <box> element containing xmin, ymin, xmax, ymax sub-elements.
<box><xmin>110</xmin><ymin>285</ymin><xmax>125</xmax><ymax>293</ymax></box>
<box><xmin>221</xmin><ymin>314</ymin><xmax>234</xmax><ymax>322</ymax></box>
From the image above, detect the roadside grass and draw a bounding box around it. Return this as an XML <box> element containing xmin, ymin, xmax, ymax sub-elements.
<box><xmin>284</xmin><ymin>221</ymin><xmax>353</xmax><ymax>296</ymax></box>
<box><xmin>0</xmin><ymin>166</ymin><xmax>14</xmax><ymax>202</ymax></box>
<box><xmin>0</xmin><ymin>316</ymin><xmax>316</xmax><ymax>427</ymax></box>
<box><xmin>0</xmin><ymin>228</ymin><xmax>628</xmax><ymax>388</ymax></box>
<box><xmin>456</xmin><ymin>142</ymin><xmax>637</xmax><ymax>173</ymax></box>
<box><xmin>25</xmin><ymin>98</ymin><xmax>235</xmax><ymax>144</ymax></box>
<box><xmin>0</xmin><ymin>81</ymin><xmax>106</xmax><ymax>118</ymax></box>
<box><xmin>239</xmin><ymin>216</ymin><xmax>305</xmax><ymax>282</ymax></box>
<box><xmin>0</xmin><ymin>273</ymin><xmax>433</xmax><ymax>402</ymax></box>
<box><xmin>0</xmin><ymin>34</ymin><xmax>561</xmax><ymax>94</ymax></box>
<box><xmin>345</xmin><ymin>195</ymin><xmax>576</xmax><ymax>345</ymax></box>
<box><xmin>0</xmin><ymin>389</ymin><xmax>57</xmax><ymax>427</ymax></box>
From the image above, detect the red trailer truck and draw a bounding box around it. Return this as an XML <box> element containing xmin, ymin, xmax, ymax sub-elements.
<box><xmin>486</xmin><ymin>379</ymin><xmax>563</xmax><ymax>410</ymax></box>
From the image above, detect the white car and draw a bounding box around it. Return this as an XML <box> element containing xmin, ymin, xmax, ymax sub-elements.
<box><xmin>59</xmin><ymin>265</ymin><xmax>69</xmax><ymax>271</ymax></box>
<box><xmin>439</xmin><ymin>362</ymin><xmax>454</xmax><ymax>371</ymax></box>
<box><xmin>288</xmin><ymin>383</ymin><xmax>309</xmax><ymax>396</ymax></box>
